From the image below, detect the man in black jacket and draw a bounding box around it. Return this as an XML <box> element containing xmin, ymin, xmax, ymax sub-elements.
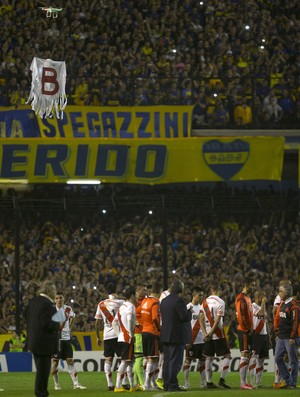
<box><xmin>25</xmin><ymin>281</ymin><xmax>60</xmax><ymax>397</ymax></box>
<box><xmin>160</xmin><ymin>279</ymin><xmax>191</xmax><ymax>392</ymax></box>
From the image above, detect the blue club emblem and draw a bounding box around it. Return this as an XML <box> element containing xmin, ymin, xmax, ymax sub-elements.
<box><xmin>202</xmin><ymin>139</ymin><xmax>250</xmax><ymax>180</ymax></box>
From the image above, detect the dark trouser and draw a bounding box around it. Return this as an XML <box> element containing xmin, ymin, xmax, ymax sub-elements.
<box><xmin>33</xmin><ymin>354</ymin><xmax>52</xmax><ymax>397</ymax></box>
<box><xmin>163</xmin><ymin>343</ymin><xmax>185</xmax><ymax>391</ymax></box>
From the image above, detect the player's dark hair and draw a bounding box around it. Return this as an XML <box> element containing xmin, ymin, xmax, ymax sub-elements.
<box><xmin>124</xmin><ymin>286</ymin><xmax>136</xmax><ymax>299</ymax></box>
<box><xmin>209</xmin><ymin>282</ymin><xmax>220</xmax><ymax>293</ymax></box>
<box><xmin>244</xmin><ymin>277</ymin><xmax>255</xmax><ymax>287</ymax></box>
<box><xmin>106</xmin><ymin>283</ymin><xmax>116</xmax><ymax>295</ymax></box>
<box><xmin>150</xmin><ymin>281</ymin><xmax>162</xmax><ymax>295</ymax></box>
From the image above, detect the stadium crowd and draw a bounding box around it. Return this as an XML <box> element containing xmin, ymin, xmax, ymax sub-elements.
<box><xmin>0</xmin><ymin>194</ymin><xmax>299</xmax><ymax>337</ymax></box>
<box><xmin>0</xmin><ymin>0</ymin><xmax>299</xmax><ymax>128</ymax></box>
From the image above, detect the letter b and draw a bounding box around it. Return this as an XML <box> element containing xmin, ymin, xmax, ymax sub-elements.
<box><xmin>42</xmin><ymin>67</ymin><xmax>59</xmax><ymax>95</ymax></box>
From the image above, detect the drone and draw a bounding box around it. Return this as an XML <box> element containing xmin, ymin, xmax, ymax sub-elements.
<box><xmin>39</xmin><ymin>6</ymin><xmax>63</xmax><ymax>18</ymax></box>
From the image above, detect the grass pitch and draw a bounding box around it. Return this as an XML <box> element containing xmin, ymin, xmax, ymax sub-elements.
<box><xmin>0</xmin><ymin>372</ymin><xmax>299</xmax><ymax>397</ymax></box>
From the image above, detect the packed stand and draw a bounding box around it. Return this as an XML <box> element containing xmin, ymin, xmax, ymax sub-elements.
<box><xmin>0</xmin><ymin>201</ymin><xmax>299</xmax><ymax>336</ymax></box>
<box><xmin>0</xmin><ymin>0</ymin><xmax>299</xmax><ymax>128</ymax></box>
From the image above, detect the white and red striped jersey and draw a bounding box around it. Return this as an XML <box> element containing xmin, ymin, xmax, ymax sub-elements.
<box><xmin>159</xmin><ymin>290</ymin><xmax>170</xmax><ymax>302</ymax></box>
<box><xmin>186</xmin><ymin>303</ymin><xmax>203</xmax><ymax>344</ymax></box>
<box><xmin>95</xmin><ymin>297</ymin><xmax>124</xmax><ymax>340</ymax></box>
<box><xmin>57</xmin><ymin>304</ymin><xmax>75</xmax><ymax>341</ymax></box>
<box><xmin>252</xmin><ymin>302</ymin><xmax>268</xmax><ymax>335</ymax></box>
<box><xmin>113</xmin><ymin>301</ymin><xmax>136</xmax><ymax>343</ymax></box>
<box><xmin>201</xmin><ymin>295</ymin><xmax>225</xmax><ymax>340</ymax></box>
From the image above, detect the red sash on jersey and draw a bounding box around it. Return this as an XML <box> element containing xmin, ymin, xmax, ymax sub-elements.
<box><xmin>118</xmin><ymin>311</ymin><xmax>130</xmax><ymax>343</ymax></box>
<box><xmin>255</xmin><ymin>318</ymin><xmax>265</xmax><ymax>334</ymax></box>
<box><xmin>100</xmin><ymin>301</ymin><xmax>115</xmax><ymax>324</ymax></box>
<box><xmin>191</xmin><ymin>320</ymin><xmax>200</xmax><ymax>343</ymax></box>
<box><xmin>202</xmin><ymin>299</ymin><xmax>224</xmax><ymax>339</ymax></box>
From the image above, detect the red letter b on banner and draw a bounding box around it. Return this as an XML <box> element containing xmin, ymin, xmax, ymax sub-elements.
<box><xmin>42</xmin><ymin>67</ymin><xmax>59</xmax><ymax>95</ymax></box>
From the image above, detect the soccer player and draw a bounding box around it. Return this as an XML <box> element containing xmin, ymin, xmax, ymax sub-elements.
<box><xmin>134</xmin><ymin>284</ymin><xmax>147</xmax><ymax>389</ymax></box>
<box><xmin>274</xmin><ymin>282</ymin><xmax>299</xmax><ymax>389</ymax></box>
<box><xmin>235</xmin><ymin>277</ymin><xmax>256</xmax><ymax>389</ymax></box>
<box><xmin>95</xmin><ymin>284</ymin><xmax>125</xmax><ymax>390</ymax></box>
<box><xmin>51</xmin><ymin>293</ymin><xmax>86</xmax><ymax>390</ymax></box>
<box><xmin>138</xmin><ymin>282</ymin><xmax>162</xmax><ymax>390</ymax></box>
<box><xmin>248</xmin><ymin>290</ymin><xmax>269</xmax><ymax>387</ymax></box>
<box><xmin>200</xmin><ymin>283</ymin><xmax>231</xmax><ymax>389</ymax></box>
<box><xmin>112</xmin><ymin>286</ymin><xmax>136</xmax><ymax>392</ymax></box>
<box><xmin>182</xmin><ymin>287</ymin><xmax>206</xmax><ymax>390</ymax></box>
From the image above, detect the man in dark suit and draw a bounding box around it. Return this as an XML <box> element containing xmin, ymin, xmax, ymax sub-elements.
<box><xmin>160</xmin><ymin>279</ymin><xmax>192</xmax><ymax>392</ymax></box>
<box><xmin>25</xmin><ymin>281</ymin><xmax>60</xmax><ymax>397</ymax></box>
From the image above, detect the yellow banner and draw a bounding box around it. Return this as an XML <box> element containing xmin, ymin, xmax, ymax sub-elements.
<box><xmin>73</xmin><ymin>331</ymin><xmax>101</xmax><ymax>351</ymax></box>
<box><xmin>0</xmin><ymin>106</ymin><xmax>193</xmax><ymax>139</ymax></box>
<box><xmin>0</xmin><ymin>335</ymin><xmax>10</xmax><ymax>352</ymax></box>
<box><xmin>0</xmin><ymin>137</ymin><xmax>284</xmax><ymax>184</ymax></box>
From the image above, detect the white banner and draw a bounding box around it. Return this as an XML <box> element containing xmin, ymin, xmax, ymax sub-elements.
<box><xmin>63</xmin><ymin>350</ymin><xmax>275</xmax><ymax>373</ymax></box>
<box><xmin>0</xmin><ymin>350</ymin><xmax>275</xmax><ymax>373</ymax></box>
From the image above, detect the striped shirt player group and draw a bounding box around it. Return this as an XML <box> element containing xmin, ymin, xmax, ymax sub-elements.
<box><xmin>94</xmin><ymin>278</ymin><xmax>299</xmax><ymax>391</ymax></box>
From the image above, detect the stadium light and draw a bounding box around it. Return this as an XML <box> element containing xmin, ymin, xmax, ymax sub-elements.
<box><xmin>148</xmin><ymin>210</ymin><xmax>153</xmax><ymax>215</ymax></box>
<box><xmin>102</xmin><ymin>209</ymin><xmax>107</xmax><ymax>214</ymax></box>
<box><xmin>0</xmin><ymin>179</ymin><xmax>29</xmax><ymax>184</ymax></box>
<box><xmin>67</xmin><ymin>179</ymin><xmax>101</xmax><ymax>185</ymax></box>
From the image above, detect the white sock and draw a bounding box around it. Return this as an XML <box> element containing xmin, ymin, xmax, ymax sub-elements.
<box><xmin>198</xmin><ymin>359</ymin><xmax>206</xmax><ymax>386</ymax></box>
<box><xmin>255</xmin><ymin>358</ymin><xmax>264</xmax><ymax>384</ymax></box>
<box><xmin>220</xmin><ymin>356</ymin><xmax>231</xmax><ymax>380</ymax></box>
<box><xmin>104</xmin><ymin>361</ymin><xmax>113</xmax><ymax>387</ymax></box>
<box><xmin>68</xmin><ymin>364</ymin><xmax>78</xmax><ymax>386</ymax></box>
<box><xmin>248</xmin><ymin>356</ymin><xmax>257</xmax><ymax>384</ymax></box>
<box><xmin>183</xmin><ymin>362</ymin><xmax>190</xmax><ymax>387</ymax></box>
<box><xmin>116</xmin><ymin>361</ymin><xmax>127</xmax><ymax>389</ymax></box>
<box><xmin>126</xmin><ymin>362</ymin><xmax>134</xmax><ymax>387</ymax></box>
<box><xmin>205</xmin><ymin>356</ymin><xmax>213</xmax><ymax>383</ymax></box>
<box><xmin>239</xmin><ymin>357</ymin><xmax>249</xmax><ymax>386</ymax></box>
<box><xmin>157</xmin><ymin>353</ymin><xmax>164</xmax><ymax>379</ymax></box>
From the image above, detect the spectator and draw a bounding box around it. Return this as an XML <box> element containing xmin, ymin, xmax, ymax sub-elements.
<box><xmin>0</xmin><ymin>0</ymin><xmax>297</xmax><ymax>129</ymax></box>
<box><xmin>278</xmin><ymin>89</ymin><xmax>296</xmax><ymax>128</ymax></box>
<box><xmin>211</xmin><ymin>100</ymin><xmax>230</xmax><ymax>128</ymax></box>
<box><xmin>233</xmin><ymin>96</ymin><xmax>253</xmax><ymax>128</ymax></box>
<box><xmin>9</xmin><ymin>330</ymin><xmax>25</xmax><ymax>352</ymax></box>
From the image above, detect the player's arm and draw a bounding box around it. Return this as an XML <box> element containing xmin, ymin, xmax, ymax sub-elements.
<box><xmin>272</xmin><ymin>304</ymin><xmax>279</xmax><ymax>318</ymax></box>
<box><xmin>199</xmin><ymin>312</ymin><xmax>208</xmax><ymax>338</ymax></box>
<box><xmin>289</xmin><ymin>303</ymin><xmax>299</xmax><ymax>342</ymax></box>
<box><xmin>152</xmin><ymin>302</ymin><xmax>160</xmax><ymax>332</ymax></box>
<box><xmin>95</xmin><ymin>318</ymin><xmax>104</xmax><ymax>346</ymax></box>
<box><xmin>256</xmin><ymin>297</ymin><xmax>267</xmax><ymax>317</ymax></box>
<box><xmin>69</xmin><ymin>313</ymin><xmax>75</xmax><ymax>331</ymax></box>
<box><xmin>236</xmin><ymin>297</ymin><xmax>251</xmax><ymax>332</ymax></box>
<box><xmin>127</xmin><ymin>311</ymin><xmax>135</xmax><ymax>338</ymax></box>
<box><xmin>135</xmin><ymin>302</ymin><xmax>143</xmax><ymax>326</ymax></box>
<box><xmin>206</xmin><ymin>314</ymin><xmax>222</xmax><ymax>339</ymax></box>
<box><xmin>273</xmin><ymin>303</ymin><xmax>281</xmax><ymax>335</ymax></box>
